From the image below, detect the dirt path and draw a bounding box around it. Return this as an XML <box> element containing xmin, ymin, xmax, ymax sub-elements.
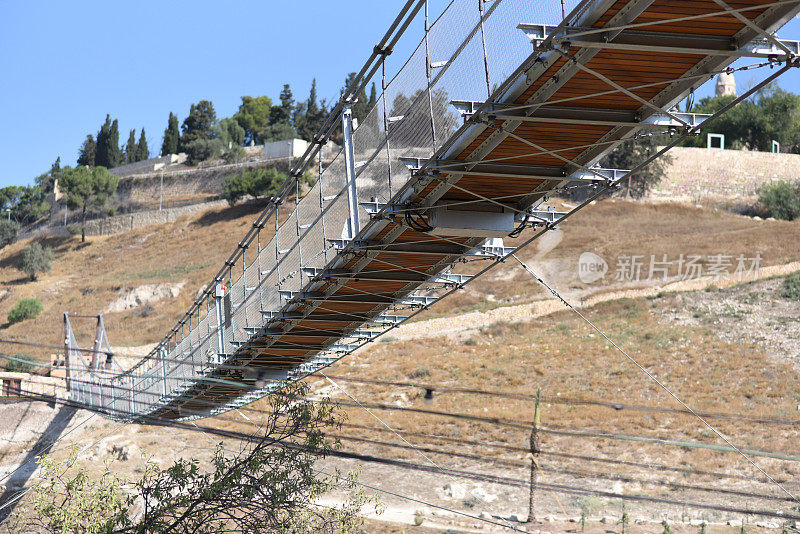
<box><xmin>387</xmin><ymin>261</ymin><xmax>800</xmax><ymax>342</ymax></box>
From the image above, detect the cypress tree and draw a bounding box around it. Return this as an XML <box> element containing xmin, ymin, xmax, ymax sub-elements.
<box><xmin>181</xmin><ymin>101</ymin><xmax>217</xmax><ymax>146</ymax></box>
<box><xmin>343</xmin><ymin>73</ymin><xmax>369</xmax><ymax>123</ymax></box>
<box><xmin>296</xmin><ymin>79</ymin><xmax>329</xmax><ymax>142</ymax></box>
<box><xmin>161</xmin><ymin>112</ymin><xmax>180</xmax><ymax>156</ymax></box>
<box><xmin>136</xmin><ymin>128</ymin><xmax>149</xmax><ymax>161</ymax></box>
<box><xmin>279</xmin><ymin>84</ymin><xmax>295</xmax><ymax>119</ymax></box>
<box><xmin>125</xmin><ymin>129</ymin><xmax>137</xmax><ymax>164</ymax></box>
<box><xmin>77</xmin><ymin>134</ymin><xmax>96</xmax><ymax>167</ymax></box>
<box><xmin>368</xmin><ymin>82</ymin><xmax>377</xmax><ymax>109</ymax></box>
<box><xmin>108</xmin><ymin>119</ymin><xmax>122</xmax><ymax>168</ymax></box>
<box><xmin>95</xmin><ymin>115</ymin><xmax>112</xmax><ymax>168</ymax></box>
<box><xmin>308</xmin><ymin>79</ymin><xmax>319</xmax><ymax>116</ymax></box>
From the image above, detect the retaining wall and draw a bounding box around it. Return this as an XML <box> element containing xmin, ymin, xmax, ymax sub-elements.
<box><xmin>82</xmin><ymin>200</ymin><xmax>229</xmax><ymax>237</ymax></box>
<box><xmin>114</xmin><ymin>159</ymin><xmax>292</xmax><ymax>205</ymax></box>
<box><xmin>647</xmin><ymin>146</ymin><xmax>800</xmax><ymax>203</ymax></box>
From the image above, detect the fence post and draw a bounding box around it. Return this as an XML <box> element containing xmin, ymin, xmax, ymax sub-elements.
<box><xmin>527</xmin><ymin>388</ymin><xmax>542</xmax><ymax>524</ymax></box>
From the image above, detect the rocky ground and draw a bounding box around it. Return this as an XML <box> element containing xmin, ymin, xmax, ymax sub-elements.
<box><xmin>654</xmin><ymin>277</ymin><xmax>800</xmax><ymax>368</ymax></box>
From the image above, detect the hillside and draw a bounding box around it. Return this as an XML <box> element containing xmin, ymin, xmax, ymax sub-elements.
<box><xmin>1</xmin><ymin>199</ymin><xmax>800</xmax><ymax>531</ymax></box>
<box><xmin>1</xmin><ymin>199</ymin><xmax>798</xmax><ymax>361</ymax></box>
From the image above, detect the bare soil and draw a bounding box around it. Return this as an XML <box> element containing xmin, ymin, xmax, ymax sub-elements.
<box><xmin>1</xmin><ymin>200</ymin><xmax>800</xmax><ymax>531</ymax></box>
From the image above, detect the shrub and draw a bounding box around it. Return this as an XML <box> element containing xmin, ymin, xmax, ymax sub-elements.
<box><xmin>756</xmin><ymin>180</ymin><xmax>800</xmax><ymax>220</ymax></box>
<box><xmin>21</xmin><ymin>242</ymin><xmax>53</xmax><ymax>281</ymax></box>
<box><xmin>0</xmin><ymin>219</ymin><xmax>19</xmax><ymax>248</ymax></box>
<box><xmin>3</xmin><ymin>353</ymin><xmax>36</xmax><ymax>373</ymax></box>
<box><xmin>408</xmin><ymin>365</ymin><xmax>430</xmax><ymax>379</ymax></box>
<box><xmin>222</xmin><ymin>146</ymin><xmax>246</xmax><ymax>164</ymax></box>
<box><xmin>223</xmin><ymin>167</ymin><xmax>285</xmax><ymax>206</ymax></box>
<box><xmin>780</xmin><ymin>271</ymin><xmax>800</xmax><ymax>300</ymax></box>
<box><xmin>184</xmin><ymin>138</ymin><xmax>225</xmax><ymax>165</ymax></box>
<box><xmin>7</xmin><ymin>298</ymin><xmax>43</xmax><ymax>325</ymax></box>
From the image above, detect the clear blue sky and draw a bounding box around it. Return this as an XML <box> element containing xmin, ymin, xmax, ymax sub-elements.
<box><xmin>1</xmin><ymin>1</ymin><xmax>798</xmax><ymax>189</ymax></box>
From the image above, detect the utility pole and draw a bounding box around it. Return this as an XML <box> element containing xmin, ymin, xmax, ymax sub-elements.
<box><xmin>526</xmin><ymin>388</ymin><xmax>542</xmax><ymax>524</ymax></box>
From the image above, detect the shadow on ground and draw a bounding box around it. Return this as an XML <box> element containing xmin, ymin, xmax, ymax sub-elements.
<box><xmin>0</xmin><ymin>404</ymin><xmax>76</xmax><ymax>524</ymax></box>
<box><xmin>192</xmin><ymin>199</ymin><xmax>267</xmax><ymax>227</ymax></box>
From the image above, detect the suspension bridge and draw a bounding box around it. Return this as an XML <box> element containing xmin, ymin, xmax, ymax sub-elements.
<box><xmin>61</xmin><ymin>0</ymin><xmax>800</xmax><ymax>422</ymax></box>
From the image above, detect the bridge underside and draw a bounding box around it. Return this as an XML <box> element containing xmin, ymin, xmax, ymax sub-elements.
<box><xmin>65</xmin><ymin>0</ymin><xmax>800</xmax><ymax>421</ymax></box>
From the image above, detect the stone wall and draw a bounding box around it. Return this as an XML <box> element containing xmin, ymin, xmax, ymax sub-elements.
<box><xmin>109</xmin><ymin>153</ymin><xmax>187</xmax><ymax>178</ymax></box>
<box><xmin>114</xmin><ymin>159</ymin><xmax>292</xmax><ymax>205</ymax></box>
<box><xmin>647</xmin><ymin>147</ymin><xmax>800</xmax><ymax>203</ymax></box>
<box><xmin>82</xmin><ymin>200</ymin><xmax>229</xmax><ymax>237</ymax></box>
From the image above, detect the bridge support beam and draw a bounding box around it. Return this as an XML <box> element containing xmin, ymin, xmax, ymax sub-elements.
<box><xmin>519</xmin><ymin>24</ymin><xmax>800</xmax><ymax>59</ymax></box>
<box><xmin>214</xmin><ymin>283</ymin><xmax>226</xmax><ymax>363</ymax></box>
<box><xmin>341</xmin><ymin>105</ymin><xmax>360</xmax><ymax>240</ymax></box>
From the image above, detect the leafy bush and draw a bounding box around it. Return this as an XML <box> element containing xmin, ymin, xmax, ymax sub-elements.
<box><xmin>7</xmin><ymin>298</ymin><xmax>43</xmax><ymax>325</ymax></box>
<box><xmin>781</xmin><ymin>271</ymin><xmax>800</xmax><ymax>300</ymax></box>
<box><xmin>184</xmin><ymin>138</ymin><xmax>225</xmax><ymax>165</ymax></box>
<box><xmin>0</xmin><ymin>219</ymin><xmax>19</xmax><ymax>248</ymax></box>
<box><xmin>3</xmin><ymin>353</ymin><xmax>36</xmax><ymax>373</ymax></box>
<box><xmin>756</xmin><ymin>180</ymin><xmax>800</xmax><ymax>220</ymax></box>
<box><xmin>18</xmin><ymin>382</ymin><xmax>373</xmax><ymax>533</ymax></box>
<box><xmin>223</xmin><ymin>167</ymin><xmax>285</xmax><ymax>206</ymax></box>
<box><xmin>222</xmin><ymin>146</ymin><xmax>246</xmax><ymax>164</ymax></box>
<box><xmin>21</xmin><ymin>242</ymin><xmax>54</xmax><ymax>281</ymax></box>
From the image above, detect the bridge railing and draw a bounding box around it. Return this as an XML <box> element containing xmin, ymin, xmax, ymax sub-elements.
<box><xmin>68</xmin><ymin>0</ymin><xmax>580</xmax><ymax>420</ymax></box>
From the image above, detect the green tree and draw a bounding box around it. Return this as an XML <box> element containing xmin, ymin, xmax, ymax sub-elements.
<box><xmin>95</xmin><ymin>115</ymin><xmax>119</xmax><ymax>168</ymax></box>
<box><xmin>21</xmin><ymin>383</ymin><xmax>374</xmax><ymax>533</ymax></box>
<box><xmin>7</xmin><ymin>298</ymin><xmax>44</xmax><ymax>324</ymax></box>
<box><xmin>136</xmin><ymin>128</ymin><xmax>149</xmax><ymax>161</ymax></box>
<box><xmin>0</xmin><ymin>219</ymin><xmax>19</xmax><ymax>248</ymax></box>
<box><xmin>368</xmin><ymin>81</ymin><xmax>377</xmax><ymax>109</ymax></box>
<box><xmin>161</xmin><ymin>112</ymin><xmax>180</xmax><ymax>156</ymax></box>
<box><xmin>181</xmin><ymin>100</ymin><xmax>218</xmax><ymax>147</ymax></box>
<box><xmin>270</xmin><ymin>84</ymin><xmax>295</xmax><ymax>126</ymax></box>
<box><xmin>342</xmin><ymin>72</ymin><xmax>369</xmax><ymax>124</ymax></box>
<box><xmin>125</xmin><ymin>129</ymin><xmax>137</xmax><ymax>164</ymax></box>
<box><xmin>60</xmin><ymin>166</ymin><xmax>119</xmax><ymax>242</ymax></box>
<box><xmin>234</xmin><ymin>95</ymin><xmax>273</xmax><ymax>144</ymax></box>
<box><xmin>183</xmin><ymin>138</ymin><xmax>225</xmax><ymax>165</ymax></box>
<box><xmin>686</xmin><ymin>83</ymin><xmax>800</xmax><ymax>152</ymax></box>
<box><xmin>258</xmin><ymin>84</ymin><xmax>297</xmax><ymax>142</ymax></box>
<box><xmin>600</xmin><ymin>135</ymin><xmax>672</xmax><ymax>199</ymax></box>
<box><xmin>34</xmin><ymin>158</ymin><xmax>65</xmax><ymax>194</ymax></box>
<box><xmin>258</xmin><ymin>120</ymin><xmax>295</xmax><ymax>143</ymax></box>
<box><xmin>216</xmin><ymin>117</ymin><xmax>245</xmax><ymax>148</ymax></box>
<box><xmin>77</xmin><ymin>134</ymin><xmax>96</xmax><ymax>167</ymax></box>
<box><xmin>21</xmin><ymin>243</ymin><xmax>53</xmax><ymax>281</ymax></box>
<box><xmin>4</xmin><ymin>186</ymin><xmax>50</xmax><ymax>225</ymax></box>
<box><xmin>0</xmin><ymin>186</ymin><xmax>24</xmax><ymax>213</ymax></box>
<box><xmin>296</xmin><ymin>79</ymin><xmax>328</xmax><ymax>142</ymax></box>
<box><xmin>223</xmin><ymin>167</ymin><xmax>285</xmax><ymax>205</ymax></box>
<box><xmin>108</xmin><ymin>118</ymin><xmax>122</xmax><ymax>167</ymax></box>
